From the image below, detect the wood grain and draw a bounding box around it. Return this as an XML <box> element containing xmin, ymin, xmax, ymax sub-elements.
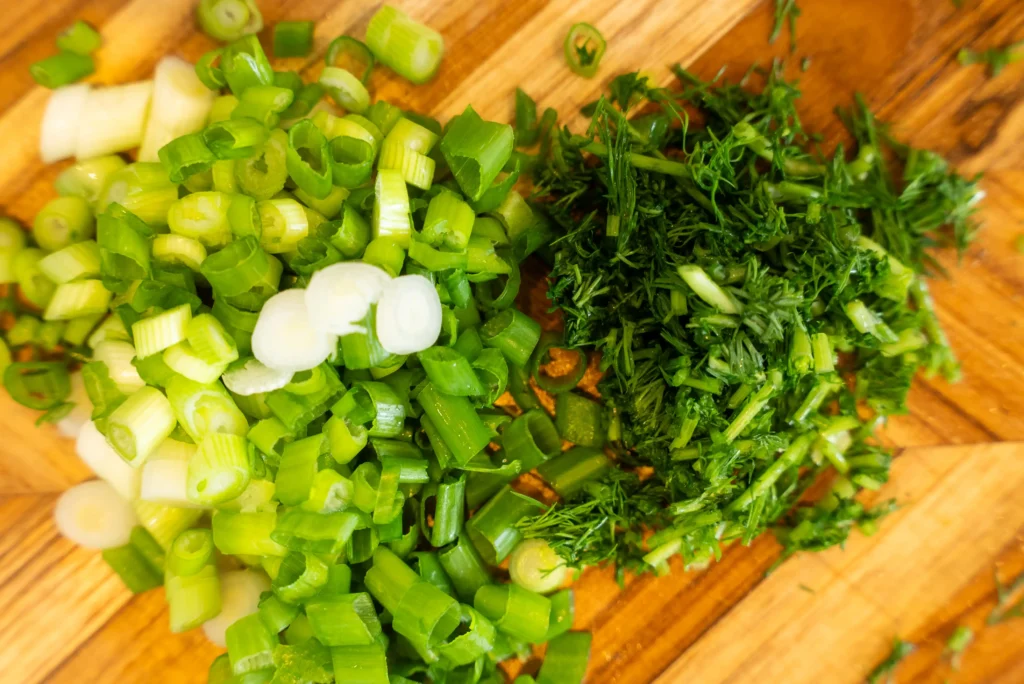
<box><xmin>1</xmin><ymin>0</ymin><xmax>1023</xmax><ymax>682</ymax></box>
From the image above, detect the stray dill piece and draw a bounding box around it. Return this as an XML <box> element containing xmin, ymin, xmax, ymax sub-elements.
<box><xmin>987</xmin><ymin>569</ymin><xmax>1024</xmax><ymax>625</ymax></box>
<box><xmin>945</xmin><ymin>625</ymin><xmax>973</xmax><ymax>670</ymax></box>
<box><xmin>958</xmin><ymin>39</ymin><xmax>1024</xmax><ymax>77</ymax></box>
<box><xmin>770</xmin><ymin>0</ymin><xmax>801</xmax><ymax>53</ymax></box>
<box><xmin>867</xmin><ymin>638</ymin><xmax>915</xmax><ymax>684</ymax></box>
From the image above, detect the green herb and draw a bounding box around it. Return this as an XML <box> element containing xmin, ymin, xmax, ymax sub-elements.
<box><xmin>958</xmin><ymin>40</ymin><xmax>1024</xmax><ymax>77</ymax></box>
<box><xmin>945</xmin><ymin>625</ymin><xmax>973</xmax><ymax>669</ymax></box>
<box><xmin>518</xmin><ymin>65</ymin><xmax>977</xmax><ymax>574</ymax></box>
<box><xmin>1015</xmin><ymin>233</ymin><xmax>1024</xmax><ymax>253</ymax></box>
<box><xmin>867</xmin><ymin>638</ymin><xmax>914</xmax><ymax>684</ymax></box>
<box><xmin>770</xmin><ymin>0</ymin><xmax>801</xmax><ymax>53</ymax></box>
<box><xmin>987</xmin><ymin>569</ymin><xmax>1024</xmax><ymax>624</ymax></box>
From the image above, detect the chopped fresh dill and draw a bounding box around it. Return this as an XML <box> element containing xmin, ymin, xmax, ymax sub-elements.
<box><xmin>516</xmin><ymin>64</ymin><xmax>979</xmax><ymax>575</ymax></box>
<box><xmin>987</xmin><ymin>569</ymin><xmax>1024</xmax><ymax>624</ymax></box>
<box><xmin>945</xmin><ymin>625</ymin><xmax>973</xmax><ymax>670</ymax></box>
<box><xmin>770</xmin><ymin>0</ymin><xmax>801</xmax><ymax>53</ymax></box>
<box><xmin>958</xmin><ymin>40</ymin><xmax>1024</xmax><ymax>77</ymax></box>
<box><xmin>867</xmin><ymin>638</ymin><xmax>915</xmax><ymax>684</ymax></box>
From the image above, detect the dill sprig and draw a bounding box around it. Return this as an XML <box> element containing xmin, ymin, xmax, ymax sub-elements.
<box><xmin>958</xmin><ymin>40</ymin><xmax>1024</xmax><ymax>78</ymax></box>
<box><xmin>867</xmin><ymin>638</ymin><xmax>915</xmax><ymax>684</ymax></box>
<box><xmin>518</xmin><ymin>65</ymin><xmax>980</xmax><ymax>574</ymax></box>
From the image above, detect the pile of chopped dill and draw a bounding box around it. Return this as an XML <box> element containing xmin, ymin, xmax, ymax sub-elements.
<box><xmin>513</xmin><ymin>64</ymin><xmax>979</xmax><ymax>577</ymax></box>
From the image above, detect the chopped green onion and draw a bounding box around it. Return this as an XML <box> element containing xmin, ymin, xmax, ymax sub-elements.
<box><xmin>479</xmin><ymin>308</ymin><xmax>542</xmax><ymax>367</ymax></box>
<box><xmin>419</xmin><ymin>474</ymin><xmax>466</xmax><ymax>548</ymax></box>
<box><xmin>326</xmin><ymin>36</ymin><xmax>375</xmax><ymax>83</ymax></box>
<box><xmin>555</xmin><ymin>391</ymin><xmax>605</xmax><ymax>448</ymax></box>
<box><xmin>440</xmin><ymin>106</ymin><xmax>514</xmax><ymax>202</ymax></box>
<box><xmin>545</xmin><ymin>589</ymin><xmax>575</xmax><ymax>640</ymax></box>
<box><xmin>503</xmin><ymin>409</ymin><xmax>561</xmax><ymax>471</ymax></box>
<box><xmin>467</xmin><ymin>485</ymin><xmax>541</xmax><ymax>564</ymax></box>
<box><xmin>167</xmin><ymin>528</ymin><xmax>215</xmax><ymax>577</ymax></box>
<box><xmin>226</xmin><ymin>613</ymin><xmax>278</xmax><ymax>675</ymax></box>
<box><xmin>537</xmin><ymin>446</ymin><xmax>610</xmax><ymax>499</ymax></box>
<box><xmin>57</xmin><ymin>20</ymin><xmax>102</xmax><ymax>55</ymax></box>
<box><xmin>286</xmin><ymin>120</ymin><xmax>333</xmax><ymax>200</ymax></box>
<box><xmin>365</xmin><ymin>5</ymin><xmax>444</xmax><ymax>85</ymax></box>
<box><xmin>43</xmin><ymin>280</ymin><xmax>111</xmax><ymax>321</ymax></box>
<box><xmin>514</xmin><ymin>88</ymin><xmax>539</xmax><ymax>147</ymax></box>
<box><xmin>168</xmin><ymin>191</ymin><xmax>233</xmax><ymax>247</ymax></box>
<box><xmin>102</xmin><ymin>532</ymin><xmax>164</xmax><ymax>593</ymax></box>
<box><xmin>270</xmin><ymin>508</ymin><xmax>364</xmax><ymax>554</ymax></box>
<box><xmin>153</xmin><ymin>235</ymin><xmax>208</xmax><ymax>272</ymax></box>
<box><xmin>273</xmin><ymin>21</ymin><xmax>315</xmax><ymax>58</ymax></box>
<box><xmin>372</xmin><ymin>169</ymin><xmax>412</xmax><ymax>248</ymax></box>
<box><xmin>328</xmin><ymin>136</ymin><xmax>374</xmax><ymax>189</ymax></box>
<box><xmin>564</xmin><ymin>23</ymin><xmax>606</xmax><ymax>78</ymax></box>
<box><xmin>167</xmin><ymin>562</ymin><xmax>222</xmax><ymax>633</ymax></box>
<box><xmin>438</xmin><ymin>605</ymin><xmax>498</xmax><ymax>666</ymax></box>
<box><xmin>195</xmin><ymin>49</ymin><xmax>227</xmax><ymax>90</ymax></box>
<box><xmin>335</xmin><ymin>381</ymin><xmax>406</xmax><ymax>438</ymax></box>
<box><xmin>166</xmin><ymin>374</ymin><xmax>249</xmax><ymax>442</ymax></box>
<box><xmin>232</xmin><ymin>85</ymin><xmax>295</xmax><ymax>127</ymax></box>
<box><xmin>423</xmin><ymin>190</ymin><xmax>475</xmax><ymax>251</ymax></box>
<box><xmin>320</xmin><ymin>66</ymin><xmax>370</xmax><ymax>114</ymax></box>
<box><xmin>367</xmin><ymin>100</ymin><xmax>404</xmax><ymax>136</ymax></box>
<box><xmin>212</xmin><ymin>510</ymin><xmax>287</xmax><ymax>557</ymax></box>
<box><xmin>107</xmin><ymin>386</ymin><xmax>178</xmax><ymax>465</ymax></box>
<box><xmin>536</xmin><ymin>631</ymin><xmax>592</xmax><ymax>684</ymax></box>
<box><xmin>30</xmin><ymin>51</ymin><xmax>95</xmax><ymax>88</ymax></box>
<box><xmin>159</xmin><ymin>133</ymin><xmax>216</xmax><ymax>184</ymax></box>
<box><xmin>529</xmin><ymin>333</ymin><xmax>587</xmax><ymax>395</ymax></box>
<box><xmin>275</xmin><ymin>434</ymin><xmax>322</xmax><ymax>505</ymax></box>
<box><xmin>415</xmin><ymin>382</ymin><xmax>493</xmax><ymax>466</ymax></box>
<box><xmin>330</xmin><ymin>643</ymin><xmax>388</xmax><ymax>684</ymax></box>
<box><xmin>132</xmin><ymin>304</ymin><xmax>193</xmax><ymax>359</ymax></box>
<box><xmin>204</xmin><ymin>119</ymin><xmax>269</xmax><ymax>160</ymax></box>
<box><xmin>3</xmin><ymin>362</ymin><xmax>71</xmax><ymax>410</ymax></box>
<box><xmin>306</xmin><ymin>592</ymin><xmax>382</xmax><ymax>646</ymax></box>
<box><xmin>55</xmin><ymin>155</ymin><xmax>126</xmax><ymax>206</ymax></box>
<box><xmin>258</xmin><ymin>197</ymin><xmax>309</xmax><ymax>253</ymax></box>
<box><xmin>272</xmin><ymin>551</ymin><xmax>329</xmax><ymax>603</ymax></box>
<box><xmin>198</xmin><ymin>0</ymin><xmax>264</xmax><ymax>43</ymax></box>
<box><xmin>187</xmin><ymin>433</ymin><xmax>251</xmax><ymax>505</ymax></box>
<box><xmin>201</xmin><ymin>237</ymin><xmax>274</xmax><ymax>297</ymax></box>
<box><xmin>438</xmin><ymin>531</ymin><xmax>492</xmax><ymax>603</ymax></box>
<box><xmin>418</xmin><ymin>346</ymin><xmax>486</xmax><ymax>396</ymax></box>
<box><xmin>474</xmin><ymin>583</ymin><xmax>551</xmax><ymax>644</ymax></box>
<box><xmin>33</xmin><ymin>195</ymin><xmax>94</xmax><ymax>252</ymax></box>
<box><xmin>378</xmin><ymin>138</ymin><xmax>435</xmax><ymax>190</ymax></box>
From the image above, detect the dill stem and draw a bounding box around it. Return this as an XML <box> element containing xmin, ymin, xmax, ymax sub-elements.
<box><xmin>582</xmin><ymin>142</ymin><xmax>689</xmax><ymax>177</ymax></box>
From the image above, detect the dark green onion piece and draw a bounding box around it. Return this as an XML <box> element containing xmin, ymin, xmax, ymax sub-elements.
<box><xmin>334</xmin><ymin>381</ymin><xmax>405</xmax><ymax>438</ymax></box>
<box><xmin>438</xmin><ymin>531</ymin><xmax>492</xmax><ymax>603</ymax></box>
<box><xmin>479</xmin><ymin>308</ymin><xmax>542</xmax><ymax>368</ymax></box>
<box><xmin>393</xmin><ymin>578</ymin><xmax>461</xmax><ymax>658</ymax></box>
<box><xmin>418</xmin><ymin>346</ymin><xmax>486</xmax><ymax>396</ymax></box>
<box><xmin>440</xmin><ymin>105</ymin><xmax>514</xmax><ymax>202</ymax></box>
<box><xmin>159</xmin><ymin>133</ymin><xmax>216</xmax><ymax>183</ymax></box>
<box><xmin>30</xmin><ymin>51</ymin><xmax>94</xmax><ymax>88</ymax></box>
<box><xmin>226</xmin><ymin>613</ymin><xmax>278</xmax><ymax>675</ymax></box>
<box><xmin>467</xmin><ymin>485</ymin><xmax>542</xmax><ymax>564</ymax></box>
<box><xmin>411</xmin><ymin>551</ymin><xmax>455</xmax><ymax>596</ymax></box>
<box><xmin>471</xmin><ymin>348</ymin><xmax>508</xmax><ymax>406</ymax></box>
<box><xmin>503</xmin><ymin>409</ymin><xmax>561</xmax><ymax>472</ymax></box>
<box><xmin>281</xmin><ymin>83</ymin><xmax>325</xmax><ymax>120</ymax></box>
<box><xmin>530</xmin><ymin>331</ymin><xmax>587</xmax><ymax>394</ymax></box>
<box><xmin>270</xmin><ymin>509</ymin><xmax>364</xmax><ymax>554</ymax></box>
<box><xmin>286</xmin><ymin>120</ymin><xmax>333</xmax><ymax>200</ymax></box>
<box><xmin>273</xmin><ymin>21</ymin><xmax>315</xmax><ymax>58</ymax></box>
<box><xmin>514</xmin><ymin>87</ymin><xmax>539</xmax><ymax>147</ymax></box>
<box><xmin>474</xmin><ymin>583</ymin><xmax>551</xmax><ymax>644</ymax></box>
<box><xmin>330</xmin><ymin>643</ymin><xmax>388</xmax><ymax>683</ymax></box>
<box><xmin>200</xmin><ymin>237</ymin><xmax>273</xmax><ymax>297</ymax></box>
<box><xmin>196</xmin><ymin>0</ymin><xmax>263</xmax><ymax>43</ymax></box>
<box><xmin>537</xmin><ymin>446</ymin><xmax>610</xmax><ymax>499</ymax></box>
<box><xmin>4</xmin><ymin>362</ymin><xmax>71</xmax><ymax>410</ymax></box>
<box><xmin>203</xmin><ymin>118</ymin><xmax>269</xmax><ymax>160</ymax></box>
<box><xmin>555</xmin><ymin>391</ymin><xmax>606</xmax><ymax>448</ymax></box>
<box><xmin>306</xmin><ymin>592</ymin><xmax>382</xmax><ymax>646</ymax></box>
<box><xmin>57</xmin><ymin>21</ymin><xmax>102</xmax><ymax>55</ymax></box>
<box><xmin>437</xmin><ymin>605</ymin><xmax>498</xmax><ymax>666</ymax></box>
<box><xmin>415</xmin><ymin>382</ymin><xmax>493</xmax><ymax>466</ymax></box>
<box><xmin>196</xmin><ymin>49</ymin><xmax>228</xmax><ymax>90</ymax></box>
<box><xmin>564</xmin><ymin>23</ymin><xmax>606</xmax><ymax>78</ymax></box>
<box><xmin>222</xmin><ymin>35</ymin><xmax>274</xmax><ymax>96</ymax></box>
<box><xmin>545</xmin><ymin>589</ymin><xmax>575</xmax><ymax>640</ymax></box>
<box><xmin>328</xmin><ymin>136</ymin><xmax>374</xmax><ymax>189</ymax></box>
<box><xmin>419</xmin><ymin>474</ymin><xmax>466</xmax><ymax>548</ymax></box>
<box><xmin>476</xmin><ymin>255</ymin><xmax>521</xmax><ymax>310</ymax></box>
<box><xmin>326</xmin><ymin>35</ymin><xmax>375</xmax><ymax>84</ymax></box>
<box><xmin>536</xmin><ymin>631</ymin><xmax>592</xmax><ymax>684</ymax></box>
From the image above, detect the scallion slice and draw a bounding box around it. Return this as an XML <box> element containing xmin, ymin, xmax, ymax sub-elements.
<box><xmin>273</xmin><ymin>21</ymin><xmax>315</xmax><ymax>58</ymax></box>
<box><xmin>365</xmin><ymin>5</ymin><xmax>444</xmax><ymax>85</ymax></box>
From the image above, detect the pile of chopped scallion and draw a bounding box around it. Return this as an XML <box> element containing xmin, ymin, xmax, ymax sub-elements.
<box><xmin>6</xmin><ymin>1</ymin><xmax>979</xmax><ymax>683</ymax></box>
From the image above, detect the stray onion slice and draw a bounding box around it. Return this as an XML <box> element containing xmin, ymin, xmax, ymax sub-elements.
<box><xmin>54</xmin><ymin>479</ymin><xmax>137</xmax><ymax>549</ymax></box>
<box><xmin>304</xmin><ymin>261</ymin><xmax>392</xmax><ymax>335</ymax></box>
<box><xmin>40</xmin><ymin>83</ymin><xmax>91</xmax><ymax>164</ymax></box>
<box><xmin>375</xmin><ymin>274</ymin><xmax>442</xmax><ymax>355</ymax></box>
<box><xmin>252</xmin><ymin>289</ymin><xmax>337</xmax><ymax>372</ymax></box>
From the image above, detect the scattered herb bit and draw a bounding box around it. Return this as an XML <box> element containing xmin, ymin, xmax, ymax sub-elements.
<box><xmin>801</xmin><ymin>56</ymin><xmax>812</xmax><ymax>71</ymax></box>
<box><xmin>1015</xmin><ymin>233</ymin><xmax>1024</xmax><ymax>254</ymax></box>
<box><xmin>867</xmin><ymin>638</ymin><xmax>915</xmax><ymax>684</ymax></box>
<box><xmin>987</xmin><ymin>569</ymin><xmax>1024</xmax><ymax>624</ymax></box>
<box><xmin>798</xmin><ymin>583</ymin><xmax>815</xmax><ymax>594</ymax></box>
<box><xmin>770</xmin><ymin>0</ymin><xmax>801</xmax><ymax>53</ymax></box>
<box><xmin>945</xmin><ymin>625</ymin><xmax>973</xmax><ymax>669</ymax></box>
<box><xmin>958</xmin><ymin>40</ymin><xmax>1024</xmax><ymax>78</ymax></box>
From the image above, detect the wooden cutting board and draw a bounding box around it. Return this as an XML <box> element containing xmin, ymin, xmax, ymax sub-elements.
<box><xmin>1</xmin><ymin>1</ymin><xmax>1022</xmax><ymax>682</ymax></box>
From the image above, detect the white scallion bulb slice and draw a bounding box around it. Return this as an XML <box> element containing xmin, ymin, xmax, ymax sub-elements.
<box><xmin>508</xmin><ymin>538</ymin><xmax>569</xmax><ymax>595</ymax></box>
<box><xmin>252</xmin><ymin>289</ymin><xmax>337</xmax><ymax>373</ymax></box>
<box><xmin>93</xmin><ymin>340</ymin><xmax>146</xmax><ymax>395</ymax></box>
<box><xmin>40</xmin><ymin>83</ymin><xmax>91</xmax><ymax>163</ymax></box>
<box><xmin>202</xmin><ymin>569</ymin><xmax>271</xmax><ymax>647</ymax></box>
<box><xmin>304</xmin><ymin>262</ymin><xmax>392</xmax><ymax>335</ymax></box>
<box><xmin>56</xmin><ymin>372</ymin><xmax>93</xmax><ymax>440</ymax></box>
<box><xmin>221</xmin><ymin>358</ymin><xmax>293</xmax><ymax>396</ymax></box>
<box><xmin>140</xmin><ymin>440</ymin><xmax>201</xmax><ymax>508</ymax></box>
<box><xmin>76</xmin><ymin>421</ymin><xmax>142</xmax><ymax>500</ymax></box>
<box><xmin>54</xmin><ymin>480</ymin><xmax>138</xmax><ymax>549</ymax></box>
<box><xmin>138</xmin><ymin>56</ymin><xmax>216</xmax><ymax>162</ymax></box>
<box><xmin>76</xmin><ymin>81</ymin><xmax>155</xmax><ymax>160</ymax></box>
<box><xmin>375</xmin><ymin>274</ymin><xmax>442</xmax><ymax>355</ymax></box>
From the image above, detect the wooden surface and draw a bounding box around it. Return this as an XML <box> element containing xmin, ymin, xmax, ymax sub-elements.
<box><xmin>0</xmin><ymin>1</ymin><xmax>1023</xmax><ymax>683</ymax></box>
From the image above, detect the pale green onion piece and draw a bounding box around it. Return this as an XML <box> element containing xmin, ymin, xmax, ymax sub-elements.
<box><xmin>202</xmin><ymin>569</ymin><xmax>270</xmax><ymax>648</ymax></box>
<box><xmin>377</xmin><ymin>138</ymin><xmax>435</xmax><ymax>190</ymax></box>
<box><xmin>508</xmin><ymin>538</ymin><xmax>569</xmax><ymax>594</ymax></box>
<box><xmin>164</xmin><ymin>341</ymin><xmax>229</xmax><ymax>384</ymax></box>
<box><xmin>39</xmin><ymin>84</ymin><xmax>91</xmax><ymax>163</ymax></box>
<box><xmin>168</xmin><ymin>191</ymin><xmax>234</xmax><ymax>248</ymax></box>
<box><xmin>13</xmin><ymin>248</ymin><xmax>56</xmax><ymax>308</ymax></box>
<box><xmin>372</xmin><ymin>169</ymin><xmax>412</xmax><ymax>248</ymax></box>
<box><xmin>385</xmin><ymin>117</ymin><xmax>438</xmax><ymax>154</ymax></box>
<box><xmin>106</xmin><ymin>386</ymin><xmax>178</xmax><ymax>465</ymax></box>
<box><xmin>43</xmin><ymin>280</ymin><xmax>111</xmax><ymax>321</ymax></box>
<box><xmin>258</xmin><ymin>198</ymin><xmax>309</xmax><ymax>254</ymax></box>
<box><xmin>440</xmin><ymin>105</ymin><xmax>514</xmax><ymax>202</ymax></box>
<box><xmin>153</xmin><ymin>234</ymin><xmax>208</xmax><ymax>272</ymax></box>
<box><xmin>38</xmin><ymin>240</ymin><xmax>101</xmax><ymax>283</ymax></box>
<box><xmin>319</xmin><ymin>66</ymin><xmax>370</xmax><ymax>114</ymax></box>
<box><xmin>139</xmin><ymin>56</ymin><xmax>216</xmax><ymax>163</ymax></box>
<box><xmin>165</xmin><ymin>375</ymin><xmax>249</xmax><ymax>442</ymax></box>
<box><xmin>133</xmin><ymin>500</ymin><xmax>203</xmax><ymax>550</ymax></box>
<box><xmin>222</xmin><ymin>359</ymin><xmax>293</xmax><ymax>396</ymax></box>
<box><xmin>76</xmin><ymin>420</ymin><xmax>142</xmax><ymax>499</ymax></box>
<box><xmin>33</xmin><ymin>195</ymin><xmax>95</xmax><ymax>251</ymax></box>
<box><xmin>422</xmin><ymin>190</ymin><xmax>474</xmax><ymax>250</ymax></box>
<box><xmin>76</xmin><ymin>81</ymin><xmax>155</xmax><ymax>160</ymax></box>
<box><xmin>678</xmin><ymin>264</ymin><xmax>742</xmax><ymax>315</ymax></box>
<box><xmin>365</xmin><ymin>5</ymin><xmax>445</xmax><ymax>84</ymax></box>
<box><xmin>196</xmin><ymin>0</ymin><xmax>263</xmax><ymax>42</ymax></box>
<box><xmin>132</xmin><ymin>303</ymin><xmax>193</xmax><ymax>359</ymax></box>
<box><xmin>187</xmin><ymin>433</ymin><xmax>251</xmax><ymax>505</ymax></box>
<box><xmin>93</xmin><ymin>340</ymin><xmax>146</xmax><ymax>394</ymax></box>
<box><xmin>187</xmin><ymin>313</ymin><xmax>239</xmax><ymax>366</ymax></box>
